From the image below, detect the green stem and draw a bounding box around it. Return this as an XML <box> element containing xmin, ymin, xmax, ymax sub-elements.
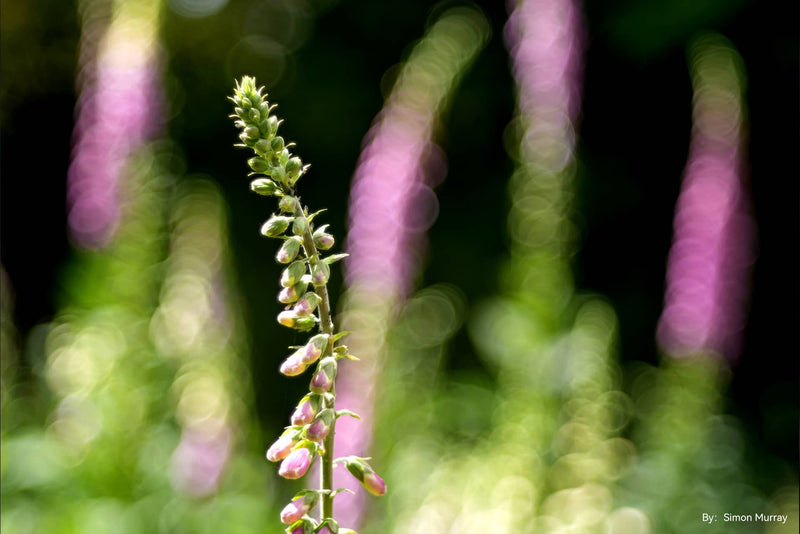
<box><xmin>293</xmin><ymin>196</ymin><xmax>336</xmax><ymax>521</ymax></box>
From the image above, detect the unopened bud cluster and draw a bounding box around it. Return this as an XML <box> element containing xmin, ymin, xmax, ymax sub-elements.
<box><xmin>230</xmin><ymin>77</ymin><xmax>384</xmax><ymax>533</ymax></box>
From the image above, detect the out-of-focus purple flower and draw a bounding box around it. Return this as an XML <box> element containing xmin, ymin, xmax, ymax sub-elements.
<box><xmin>170</xmin><ymin>427</ymin><xmax>231</xmax><ymax>498</ymax></box>
<box><xmin>279</xmin><ymin>446</ymin><xmax>313</xmax><ymax>479</ymax></box>
<box><xmin>657</xmin><ymin>34</ymin><xmax>754</xmax><ymax>363</ymax></box>
<box><xmin>334</xmin><ymin>8</ymin><xmax>490</xmax><ymax>528</ymax></box>
<box><xmin>67</xmin><ymin>0</ymin><xmax>164</xmax><ymax>249</ymax></box>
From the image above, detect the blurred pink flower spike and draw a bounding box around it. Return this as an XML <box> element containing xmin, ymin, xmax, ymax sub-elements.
<box><xmin>170</xmin><ymin>427</ymin><xmax>231</xmax><ymax>498</ymax></box>
<box><xmin>657</xmin><ymin>33</ymin><xmax>755</xmax><ymax>364</ymax></box>
<box><xmin>335</xmin><ymin>7</ymin><xmax>490</xmax><ymax>529</ymax></box>
<box><xmin>67</xmin><ymin>0</ymin><xmax>165</xmax><ymax>249</ymax></box>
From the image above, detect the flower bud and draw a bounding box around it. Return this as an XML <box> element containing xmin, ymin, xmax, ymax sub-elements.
<box><xmin>293</xmin><ymin>315</ymin><xmax>317</xmax><ymax>331</ymax></box>
<box><xmin>271</xmin><ymin>165</ymin><xmax>287</xmax><ymax>185</ymax></box>
<box><xmin>279</xmin><ymin>445</ymin><xmax>314</xmax><ymax>479</ymax></box>
<box><xmin>311</xmin><ymin>261</ymin><xmax>330</xmax><ymax>285</ymax></box>
<box><xmin>281</xmin><ymin>261</ymin><xmax>307</xmax><ymax>287</ymax></box>
<box><xmin>248</xmin><ymin>108</ymin><xmax>261</xmax><ymax>122</ymax></box>
<box><xmin>279</xmin><ymin>280</ymin><xmax>308</xmax><ymax>304</ymax></box>
<box><xmin>279</xmin><ymin>195</ymin><xmax>297</xmax><ymax>213</ymax></box>
<box><xmin>265</xmin><ymin>116</ymin><xmax>279</xmax><ymax>136</ymax></box>
<box><xmin>286</xmin><ymin>157</ymin><xmax>303</xmax><ymax>182</ymax></box>
<box><xmin>266</xmin><ymin>434</ymin><xmax>297</xmax><ymax>462</ymax></box>
<box><xmin>277</xmin><ymin>236</ymin><xmax>303</xmax><ymax>263</ymax></box>
<box><xmin>305</xmin><ymin>409</ymin><xmax>334</xmax><ymax>442</ymax></box>
<box><xmin>279</xmin><ymin>148</ymin><xmax>290</xmax><ymax>166</ymax></box>
<box><xmin>248</xmin><ymin>157</ymin><xmax>269</xmax><ymax>173</ymax></box>
<box><xmin>250</xmin><ymin>178</ymin><xmax>279</xmax><ymax>196</ymax></box>
<box><xmin>271</xmin><ymin>136</ymin><xmax>285</xmax><ymax>153</ymax></box>
<box><xmin>309</xmin><ymin>357</ymin><xmax>337</xmax><ymax>393</ymax></box>
<box><xmin>244</xmin><ymin>126</ymin><xmax>260</xmax><ymax>140</ymax></box>
<box><xmin>261</xmin><ymin>216</ymin><xmax>292</xmax><ymax>237</ymax></box>
<box><xmin>293</xmin><ymin>292</ymin><xmax>321</xmax><ymax>317</ymax></box>
<box><xmin>278</xmin><ymin>310</ymin><xmax>298</xmax><ymax>328</ymax></box>
<box><xmin>235</xmin><ymin>106</ymin><xmax>246</xmax><ymax>119</ymax></box>
<box><xmin>239</xmin><ymin>132</ymin><xmax>255</xmax><ymax>146</ymax></box>
<box><xmin>280</xmin><ymin>352</ymin><xmax>309</xmax><ymax>376</ymax></box>
<box><xmin>314</xmin><ymin>232</ymin><xmax>335</xmax><ymax>250</ymax></box>
<box><xmin>280</xmin><ymin>492</ymin><xmax>319</xmax><ymax>525</ymax></box>
<box><xmin>341</xmin><ymin>457</ymin><xmax>387</xmax><ymax>496</ymax></box>
<box><xmin>254</xmin><ymin>138</ymin><xmax>271</xmax><ymax>156</ymax></box>
<box><xmin>291</xmin><ymin>394</ymin><xmax>321</xmax><ymax>426</ymax></box>
<box><xmin>292</xmin><ymin>216</ymin><xmax>309</xmax><ymax>235</ymax></box>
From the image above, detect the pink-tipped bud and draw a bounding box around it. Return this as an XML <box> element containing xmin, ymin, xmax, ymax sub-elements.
<box><xmin>342</xmin><ymin>456</ymin><xmax>387</xmax><ymax>497</ymax></box>
<box><xmin>280</xmin><ymin>492</ymin><xmax>319</xmax><ymax>524</ymax></box>
<box><xmin>279</xmin><ymin>195</ymin><xmax>297</xmax><ymax>213</ymax></box>
<box><xmin>311</xmin><ymin>261</ymin><xmax>330</xmax><ymax>285</ymax></box>
<box><xmin>277</xmin><ymin>236</ymin><xmax>302</xmax><ymax>263</ymax></box>
<box><xmin>312</xmin><ymin>225</ymin><xmax>335</xmax><ymax>250</ymax></box>
<box><xmin>309</xmin><ymin>358</ymin><xmax>337</xmax><ymax>393</ymax></box>
<box><xmin>261</xmin><ymin>216</ymin><xmax>292</xmax><ymax>237</ymax></box>
<box><xmin>279</xmin><ymin>446</ymin><xmax>313</xmax><ymax>479</ymax></box>
<box><xmin>293</xmin><ymin>292</ymin><xmax>321</xmax><ymax>316</ymax></box>
<box><xmin>362</xmin><ymin>471</ymin><xmax>387</xmax><ymax>497</ymax></box>
<box><xmin>291</xmin><ymin>394</ymin><xmax>321</xmax><ymax>426</ymax></box>
<box><xmin>301</xmin><ymin>333</ymin><xmax>328</xmax><ymax>363</ymax></box>
<box><xmin>281</xmin><ymin>261</ymin><xmax>307</xmax><ymax>287</ymax></box>
<box><xmin>280</xmin><ymin>353</ymin><xmax>308</xmax><ymax>377</ymax></box>
<box><xmin>279</xmin><ymin>280</ymin><xmax>309</xmax><ymax>304</ymax></box>
<box><xmin>305</xmin><ymin>409</ymin><xmax>334</xmax><ymax>442</ymax></box>
<box><xmin>266</xmin><ymin>435</ymin><xmax>297</xmax><ymax>462</ymax></box>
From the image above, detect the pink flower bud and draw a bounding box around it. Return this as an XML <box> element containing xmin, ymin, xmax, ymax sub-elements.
<box><xmin>293</xmin><ymin>292</ymin><xmax>321</xmax><ymax>316</ymax></box>
<box><xmin>279</xmin><ymin>492</ymin><xmax>319</xmax><ymax>524</ymax></box>
<box><xmin>309</xmin><ymin>358</ymin><xmax>337</xmax><ymax>394</ymax></box>
<box><xmin>278</xmin><ymin>285</ymin><xmax>300</xmax><ymax>303</ymax></box>
<box><xmin>305</xmin><ymin>409</ymin><xmax>334</xmax><ymax>442</ymax></box>
<box><xmin>266</xmin><ymin>435</ymin><xmax>297</xmax><ymax>462</ymax></box>
<box><xmin>296</xmin><ymin>333</ymin><xmax>328</xmax><ymax>365</ymax></box>
<box><xmin>362</xmin><ymin>471</ymin><xmax>387</xmax><ymax>496</ymax></box>
<box><xmin>277</xmin><ymin>236</ymin><xmax>302</xmax><ymax>263</ymax></box>
<box><xmin>279</xmin><ymin>353</ymin><xmax>308</xmax><ymax>376</ymax></box>
<box><xmin>281</xmin><ymin>261</ymin><xmax>307</xmax><ymax>287</ymax></box>
<box><xmin>279</xmin><ymin>446</ymin><xmax>313</xmax><ymax>479</ymax></box>
<box><xmin>291</xmin><ymin>395</ymin><xmax>321</xmax><ymax>426</ymax></box>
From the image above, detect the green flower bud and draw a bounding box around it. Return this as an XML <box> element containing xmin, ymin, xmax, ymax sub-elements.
<box><xmin>271</xmin><ymin>166</ymin><xmax>287</xmax><ymax>185</ymax></box>
<box><xmin>292</xmin><ymin>216</ymin><xmax>309</xmax><ymax>235</ymax></box>
<box><xmin>271</xmin><ymin>136</ymin><xmax>285</xmax><ymax>153</ymax></box>
<box><xmin>279</xmin><ymin>195</ymin><xmax>297</xmax><ymax>213</ymax></box>
<box><xmin>286</xmin><ymin>157</ymin><xmax>303</xmax><ymax>180</ymax></box>
<box><xmin>254</xmin><ymin>138</ymin><xmax>271</xmax><ymax>156</ymax></box>
<box><xmin>244</xmin><ymin>126</ymin><xmax>260</xmax><ymax>140</ymax></box>
<box><xmin>293</xmin><ymin>315</ymin><xmax>317</xmax><ymax>331</ymax></box>
<box><xmin>239</xmin><ymin>132</ymin><xmax>255</xmax><ymax>147</ymax></box>
<box><xmin>248</xmin><ymin>157</ymin><xmax>269</xmax><ymax>173</ymax></box>
<box><xmin>293</xmin><ymin>292</ymin><xmax>321</xmax><ymax>316</ymax></box>
<box><xmin>277</xmin><ymin>236</ymin><xmax>303</xmax><ymax>263</ymax></box>
<box><xmin>261</xmin><ymin>216</ymin><xmax>293</xmax><ymax>237</ymax></box>
<box><xmin>279</xmin><ymin>148</ymin><xmax>290</xmax><ymax>166</ymax></box>
<box><xmin>281</xmin><ymin>260</ymin><xmax>307</xmax><ymax>287</ymax></box>
<box><xmin>264</xmin><ymin>116</ymin><xmax>279</xmax><ymax>137</ymax></box>
<box><xmin>250</xmin><ymin>178</ymin><xmax>279</xmax><ymax>196</ymax></box>
<box><xmin>235</xmin><ymin>107</ymin><xmax>246</xmax><ymax>119</ymax></box>
<box><xmin>248</xmin><ymin>108</ymin><xmax>261</xmax><ymax>122</ymax></box>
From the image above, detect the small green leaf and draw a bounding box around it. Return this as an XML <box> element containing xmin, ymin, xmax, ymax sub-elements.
<box><xmin>323</xmin><ymin>253</ymin><xmax>349</xmax><ymax>265</ymax></box>
<box><xmin>336</xmin><ymin>410</ymin><xmax>361</xmax><ymax>420</ymax></box>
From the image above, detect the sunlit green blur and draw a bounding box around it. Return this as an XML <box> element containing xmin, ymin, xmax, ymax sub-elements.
<box><xmin>1</xmin><ymin>0</ymin><xmax>796</xmax><ymax>533</ymax></box>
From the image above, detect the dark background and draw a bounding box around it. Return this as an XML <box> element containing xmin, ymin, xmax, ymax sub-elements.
<box><xmin>1</xmin><ymin>0</ymin><xmax>797</xmax><ymax>483</ymax></box>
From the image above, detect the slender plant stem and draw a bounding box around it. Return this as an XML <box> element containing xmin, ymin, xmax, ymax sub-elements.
<box><xmin>293</xmin><ymin>196</ymin><xmax>336</xmax><ymax>520</ymax></box>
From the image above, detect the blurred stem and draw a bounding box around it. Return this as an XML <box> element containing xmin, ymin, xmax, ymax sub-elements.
<box><xmin>293</xmin><ymin>195</ymin><xmax>336</xmax><ymax>521</ymax></box>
